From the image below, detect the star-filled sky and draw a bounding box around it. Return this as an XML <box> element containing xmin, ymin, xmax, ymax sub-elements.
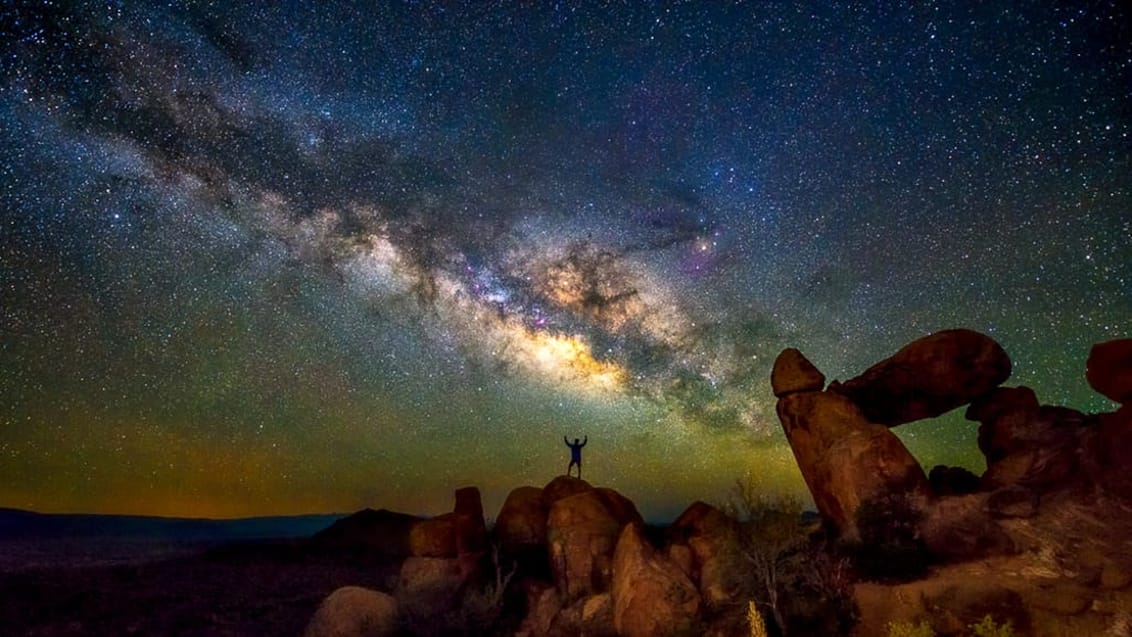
<box><xmin>1</xmin><ymin>1</ymin><xmax>1128</xmax><ymax>521</ymax></box>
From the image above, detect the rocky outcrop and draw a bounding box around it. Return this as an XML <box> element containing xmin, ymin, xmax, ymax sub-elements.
<box><xmin>611</xmin><ymin>523</ymin><xmax>702</xmax><ymax>637</ymax></box>
<box><xmin>408</xmin><ymin>487</ymin><xmax>488</xmax><ymax>557</ymax></box>
<box><xmin>547</xmin><ymin>487</ymin><xmax>642</xmax><ymax>600</ymax></box>
<box><xmin>771</xmin><ymin>347</ymin><xmax>825</xmax><ymax>397</ymax></box>
<box><xmin>776</xmin><ymin>387</ymin><xmax>928</xmax><ymax>534</ymax></box>
<box><xmin>1086</xmin><ymin>338</ymin><xmax>1132</xmax><ymax>404</ymax></box>
<box><xmin>969</xmin><ymin>392</ymin><xmax>1086</xmax><ymax>491</ymax></box>
<box><xmin>304</xmin><ymin>586</ymin><xmax>399</xmax><ymax>637</ymax></box>
<box><xmin>830</xmin><ymin>329</ymin><xmax>1011</xmax><ymax>426</ymax></box>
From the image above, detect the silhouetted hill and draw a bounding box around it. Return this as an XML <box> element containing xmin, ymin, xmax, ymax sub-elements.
<box><xmin>310</xmin><ymin>508</ymin><xmax>421</xmax><ymax>557</ymax></box>
<box><xmin>0</xmin><ymin>508</ymin><xmax>345</xmax><ymax>542</ymax></box>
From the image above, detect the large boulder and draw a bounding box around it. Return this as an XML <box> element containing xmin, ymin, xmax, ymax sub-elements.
<box><xmin>1086</xmin><ymin>338</ymin><xmax>1132</xmax><ymax>404</ymax></box>
<box><xmin>831</xmin><ymin>329</ymin><xmax>1011</xmax><ymax>426</ymax></box>
<box><xmin>304</xmin><ymin>586</ymin><xmax>399</xmax><ymax>637</ymax></box>
<box><xmin>612</xmin><ymin>523</ymin><xmax>702</xmax><ymax>637</ymax></box>
<box><xmin>668</xmin><ymin>501</ymin><xmax>743</xmax><ymax>607</ymax></box>
<box><xmin>777</xmin><ymin>389</ymin><xmax>928</xmax><ymax>533</ymax></box>
<box><xmin>771</xmin><ymin>348</ymin><xmax>825</xmax><ymax>397</ymax></box>
<box><xmin>547</xmin><ymin>487</ymin><xmax>642</xmax><ymax>600</ymax></box>
<box><xmin>542</xmin><ymin>475</ymin><xmax>593</xmax><ymax>507</ymax></box>
<box><xmin>494</xmin><ymin>485</ymin><xmax>548</xmax><ymax>552</ymax></box>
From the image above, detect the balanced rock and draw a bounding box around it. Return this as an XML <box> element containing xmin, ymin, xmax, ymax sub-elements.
<box><xmin>612</xmin><ymin>523</ymin><xmax>701</xmax><ymax>637</ymax></box>
<box><xmin>304</xmin><ymin>586</ymin><xmax>399</xmax><ymax>637</ymax></box>
<box><xmin>1086</xmin><ymin>338</ymin><xmax>1132</xmax><ymax>404</ymax></box>
<box><xmin>494</xmin><ymin>485</ymin><xmax>548</xmax><ymax>552</ymax></box>
<box><xmin>777</xmin><ymin>390</ymin><xmax>928</xmax><ymax>533</ymax></box>
<box><xmin>547</xmin><ymin>487</ymin><xmax>642</xmax><ymax>600</ymax></box>
<box><xmin>771</xmin><ymin>348</ymin><xmax>825</xmax><ymax>397</ymax></box>
<box><xmin>831</xmin><ymin>329</ymin><xmax>1011</xmax><ymax>426</ymax></box>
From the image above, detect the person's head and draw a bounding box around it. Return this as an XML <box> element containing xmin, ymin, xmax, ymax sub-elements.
<box><xmin>573</xmin><ymin>438</ymin><xmax>580</xmax><ymax>444</ymax></box>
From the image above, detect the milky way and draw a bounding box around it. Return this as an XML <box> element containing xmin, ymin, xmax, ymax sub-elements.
<box><xmin>1</xmin><ymin>2</ymin><xmax>1128</xmax><ymax>520</ymax></box>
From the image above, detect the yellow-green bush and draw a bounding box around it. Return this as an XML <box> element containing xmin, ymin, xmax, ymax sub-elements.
<box><xmin>886</xmin><ymin>620</ymin><xmax>935</xmax><ymax>637</ymax></box>
<box><xmin>969</xmin><ymin>614</ymin><xmax>1014</xmax><ymax>637</ymax></box>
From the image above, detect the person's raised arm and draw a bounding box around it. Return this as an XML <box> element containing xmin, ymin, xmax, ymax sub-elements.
<box><xmin>582</xmin><ymin>435</ymin><xmax>588</xmax><ymax>447</ymax></box>
<box><xmin>564</xmin><ymin>435</ymin><xmax>570</xmax><ymax>447</ymax></box>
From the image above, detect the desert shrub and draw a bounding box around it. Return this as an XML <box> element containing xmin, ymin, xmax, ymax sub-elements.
<box><xmin>887</xmin><ymin>620</ymin><xmax>935</xmax><ymax>637</ymax></box>
<box><xmin>724</xmin><ymin>474</ymin><xmax>858</xmax><ymax>637</ymax></box>
<box><xmin>968</xmin><ymin>614</ymin><xmax>1014</xmax><ymax>637</ymax></box>
<box><xmin>849</xmin><ymin>492</ymin><xmax>931</xmax><ymax>582</ymax></box>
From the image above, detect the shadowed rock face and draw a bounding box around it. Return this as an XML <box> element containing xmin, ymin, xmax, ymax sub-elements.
<box><xmin>830</xmin><ymin>329</ymin><xmax>1011</xmax><ymax>426</ymax></box>
<box><xmin>611</xmin><ymin>523</ymin><xmax>701</xmax><ymax>637</ymax></box>
<box><xmin>547</xmin><ymin>488</ymin><xmax>642</xmax><ymax>600</ymax></box>
<box><xmin>1087</xmin><ymin>338</ymin><xmax>1132</xmax><ymax>404</ymax></box>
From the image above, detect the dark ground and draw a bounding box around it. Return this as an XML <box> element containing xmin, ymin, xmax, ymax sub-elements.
<box><xmin>0</xmin><ymin>539</ymin><xmax>401</xmax><ymax>636</ymax></box>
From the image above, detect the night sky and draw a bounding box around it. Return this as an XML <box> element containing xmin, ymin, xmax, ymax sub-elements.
<box><xmin>1</xmin><ymin>1</ymin><xmax>1128</xmax><ymax>521</ymax></box>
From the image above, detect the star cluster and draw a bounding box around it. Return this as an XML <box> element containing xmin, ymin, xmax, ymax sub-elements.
<box><xmin>1</xmin><ymin>1</ymin><xmax>1128</xmax><ymax>520</ymax></box>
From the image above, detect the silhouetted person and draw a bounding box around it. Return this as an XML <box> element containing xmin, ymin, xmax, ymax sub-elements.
<box><xmin>564</xmin><ymin>435</ymin><xmax>587</xmax><ymax>478</ymax></box>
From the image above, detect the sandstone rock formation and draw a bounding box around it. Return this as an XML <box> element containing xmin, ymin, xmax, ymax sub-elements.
<box><xmin>1086</xmin><ymin>338</ymin><xmax>1132</xmax><ymax>404</ymax></box>
<box><xmin>830</xmin><ymin>328</ymin><xmax>1011</xmax><ymax>426</ymax></box>
<box><xmin>542</xmin><ymin>475</ymin><xmax>593</xmax><ymax>508</ymax></box>
<box><xmin>304</xmin><ymin>586</ymin><xmax>399</xmax><ymax>637</ymax></box>
<box><xmin>611</xmin><ymin>523</ymin><xmax>702</xmax><ymax>637</ymax></box>
<box><xmin>547</xmin><ymin>487</ymin><xmax>642</xmax><ymax>600</ymax></box>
